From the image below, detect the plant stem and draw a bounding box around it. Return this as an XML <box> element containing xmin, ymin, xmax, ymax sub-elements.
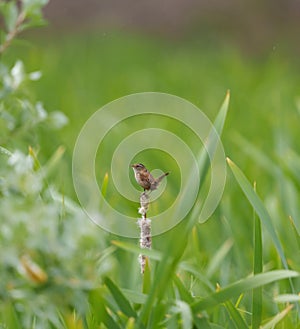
<box><xmin>0</xmin><ymin>6</ymin><xmax>26</xmax><ymax>55</ymax></box>
<box><xmin>137</xmin><ymin>192</ymin><xmax>151</xmax><ymax>274</ymax></box>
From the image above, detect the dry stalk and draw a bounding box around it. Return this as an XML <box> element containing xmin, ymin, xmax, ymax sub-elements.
<box><xmin>137</xmin><ymin>191</ymin><xmax>151</xmax><ymax>274</ymax></box>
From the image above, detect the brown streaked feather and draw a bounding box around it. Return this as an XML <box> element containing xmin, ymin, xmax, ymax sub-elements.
<box><xmin>151</xmin><ymin>172</ymin><xmax>169</xmax><ymax>190</ymax></box>
<box><xmin>131</xmin><ymin>163</ymin><xmax>169</xmax><ymax>191</ymax></box>
<box><xmin>136</xmin><ymin>169</ymin><xmax>154</xmax><ymax>190</ymax></box>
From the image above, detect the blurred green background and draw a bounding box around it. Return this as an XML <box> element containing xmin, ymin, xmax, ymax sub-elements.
<box><xmin>17</xmin><ymin>0</ymin><xmax>300</xmax><ymax>192</ymax></box>
<box><xmin>1</xmin><ymin>0</ymin><xmax>300</xmax><ymax>327</ymax></box>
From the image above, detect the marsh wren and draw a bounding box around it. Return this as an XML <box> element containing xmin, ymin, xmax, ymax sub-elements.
<box><xmin>131</xmin><ymin>163</ymin><xmax>169</xmax><ymax>191</ymax></box>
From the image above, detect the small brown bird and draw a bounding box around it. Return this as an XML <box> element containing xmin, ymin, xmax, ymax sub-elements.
<box><xmin>131</xmin><ymin>163</ymin><xmax>169</xmax><ymax>191</ymax></box>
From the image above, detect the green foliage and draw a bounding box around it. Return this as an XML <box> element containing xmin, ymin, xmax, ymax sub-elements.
<box><xmin>0</xmin><ymin>2</ymin><xmax>111</xmax><ymax>328</ymax></box>
<box><xmin>1</xmin><ymin>1</ymin><xmax>300</xmax><ymax>328</ymax></box>
<box><xmin>0</xmin><ymin>0</ymin><xmax>48</xmax><ymax>55</ymax></box>
<box><xmin>252</xmin><ymin>206</ymin><xmax>263</xmax><ymax>329</ymax></box>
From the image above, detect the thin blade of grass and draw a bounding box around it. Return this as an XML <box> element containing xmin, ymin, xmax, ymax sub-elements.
<box><xmin>191</xmin><ymin>270</ymin><xmax>299</xmax><ymax>313</ymax></box>
<box><xmin>234</xmin><ymin>136</ymin><xmax>300</xmax><ymax>235</ymax></box>
<box><xmin>289</xmin><ymin>216</ymin><xmax>300</xmax><ymax>249</ymax></box>
<box><xmin>173</xmin><ymin>275</ymin><xmax>194</xmax><ymax>303</ymax></box>
<box><xmin>137</xmin><ymin>93</ymin><xmax>230</xmax><ymax>326</ymax></box>
<box><xmin>89</xmin><ymin>288</ymin><xmax>122</xmax><ymax>329</ymax></box>
<box><xmin>232</xmin><ymin>133</ymin><xmax>279</xmax><ymax>176</ymax></box>
<box><xmin>147</xmin><ymin>302</ymin><xmax>167</xmax><ymax>329</ymax></box>
<box><xmin>44</xmin><ymin>145</ymin><xmax>66</xmax><ymax>176</ymax></box>
<box><xmin>191</xmin><ymin>91</ymin><xmax>229</xmax><ymax>223</ymax></box>
<box><xmin>179</xmin><ymin>262</ymin><xmax>215</xmax><ymax>291</ymax></box>
<box><xmin>226</xmin><ymin>158</ymin><xmax>288</xmax><ymax>270</ymax></box>
<box><xmin>206</xmin><ymin>238</ymin><xmax>233</xmax><ymax>278</ymax></box>
<box><xmin>122</xmin><ymin>289</ymin><xmax>147</xmax><ymax>305</ymax></box>
<box><xmin>274</xmin><ymin>294</ymin><xmax>300</xmax><ymax>303</ymax></box>
<box><xmin>28</xmin><ymin>145</ymin><xmax>41</xmax><ymax>171</ymax></box>
<box><xmin>198</xmin><ymin>90</ymin><xmax>230</xmax><ymax>183</ymax></box>
<box><xmin>111</xmin><ymin>240</ymin><xmax>162</xmax><ymax>260</ymax></box>
<box><xmin>282</xmin><ymin>149</ymin><xmax>300</xmax><ymax>184</ymax></box>
<box><xmin>224</xmin><ymin>300</ymin><xmax>248</xmax><ymax>329</ymax></box>
<box><xmin>193</xmin><ymin>317</ymin><xmax>212</xmax><ymax>329</ymax></box>
<box><xmin>173</xmin><ymin>276</ymin><xmax>212</xmax><ymax>328</ymax></box>
<box><xmin>142</xmin><ymin>257</ymin><xmax>151</xmax><ymax>294</ymax></box>
<box><xmin>1</xmin><ymin>302</ymin><xmax>22</xmax><ymax>329</ymax></box>
<box><xmin>252</xmin><ymin>182</ymin><xmax>263</xmax><ymax>329</ymax></box>
<box><xmin>260</xmin><ymin>304</ymin><xmax>294</xmax><ymax>329</ymax></box>
<box><xmin>51</xmin><ymin>189</ymin><xmax>86</xmax><ymax>217</ymax></box>
<box><xmin>191</xmin><ymin>226</ymin><xmax>202</xmax><ymax>257</ymax></box>
<box><xmin>125</xmin><ymin>317</ymin><xmax>136</xmax><ymax>329</ymax></box>
<box><xmin>96</xmin><ymin>245</ymin><xmax>117</xmax><ymax>265</ymax></box>
<box><xmin>99</xmin><ymin>172</ymin><xmax>109</xmax><ymax>209</ymax></box>
<box><xmin>101</xmin><ymin>307</ymin><xmax>122</xmax><ymax>329</ymax></box>
<box><xmin>277</xmin><ymin>176</ymin><xmax>300</xmax><ymax>235</ymax></box>
<box><xmin>112</xmin><ymin>240</ymin><xmax>215</xmax><ymax>292</ymax></box>
<box><xmin>101</xmin><ymin>172</ymin><xmax>109</xmax><ymax>197</ymax></box>
<box><xmin>104</xmin><ymin>277</ymin><xmax>137</xmax><ymax>318</ymax></box>
<box><xmin>173</xmin><ymin>301</ymin><xmax>193</xmax><ymax>329</ymax></box>
<box><xmin>227</xmin><ymin>158</ymin><xmax>300</xmax><ymax>316</ymax></box>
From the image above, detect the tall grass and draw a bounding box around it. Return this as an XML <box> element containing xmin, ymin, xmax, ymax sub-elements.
<box><xmin>1</xmin><ymin>23</ymin><xmax>300</xmax><ymax>328</ymax></box>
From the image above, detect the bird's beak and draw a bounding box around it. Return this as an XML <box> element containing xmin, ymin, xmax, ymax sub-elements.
<box><xmin>130</xmin><ymin>164</ymin><xmax>135</xmax><ymax>168</ymax></box>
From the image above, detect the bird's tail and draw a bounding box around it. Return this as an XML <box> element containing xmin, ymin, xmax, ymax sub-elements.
<box><xmin>156</xmin><ymin>172</ymin><xmax>169</xmax><ymax>183</ymax></box>
<box><xmin>152</xmin><ymin>172</ymin><xmax>169</xmax><ymax>190</ymax></box>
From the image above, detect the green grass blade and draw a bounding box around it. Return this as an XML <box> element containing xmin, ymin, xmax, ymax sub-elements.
<box><xmin>233</xmin><ymin>133</ymin><xmax>280</xmax><ymax>176</ymax></box>
<box><xmin>252</xmin><ymin>181</ymin><xmax>263</xmax><ymax>329</ymax></box>
<box><xmin>101</xmin><ymin>307</ymin><xmax>123</xmax><ymax>329</ymax></box>
<box><xmin>279</xmin><ymin>149</ymin><xmax>300</xmax><ymax>184</ymax></box>
<box><xmin>96</xmin><ymin>245</ymin><xmax>117</xmax><ymax>266</ymax></box>
<box><xmin>137</xmin><ymin>93</ymin><xmax>230</xmax><ymax>326</ymax></box>
<box><xmin>198</xmin><ymin>90</ymin><xmax>230</xmax><ymax>182</ymax></box>
<box><xmin>142</xmin><ymin>257</ymin><xmax>151</xmax><ymax>294</ymax></box>
<box><xmin>125</xmin><ymin>317</ymin><xmax>136</xmax><ymax>329</ymax></box>
<box><xmin>113</xmin><ymin>240</ymin><xmax>215</xmax><ymax>294</ymax></box>
<box><xmin>173</xmin><ymin>275</ymin><xmax>193</xmax><ymax>303</ymax></box>
<box><xmin>28</xmin><ymin>146</ymin><xmax>42</xmax><ymax>171</ymax></box>
<box><xmin>253</xmin><ymin>213</ymin><xmax>263</xmax><ymax>275</ymax></box>
<box><xmin>179</xmin><ymin>262</ymin><xmax>215</xmax><ymax>291</ymax></box>
<box><xmin>253</xmin><ymin>181</ymin><xmax>263</xmax><ymax>273</ymax></box>
<box><xmin>214</xmin><ymin>90</ymin><xmax>230</xmax><ymax>132</ymax></box>
<box><xmin>234</xmin><ymin>136</ymin><xmax>300</xmax><ymax>235</ymax></box>
<box><xmin>260</xmin><ymin>304</ymin><xmax>294</xmax><ymax>329</ymax></box>
<box><xmin>274</xmin><ymin>294</ymin><xmax>300</xmax><ymax>303</ymax></box>
<box><xmin>111</xmin><ymin>240</ymin><xmax>162</xmax><ymax>260</ymax></box>
<box><xmin>191</xmin><ymin>270</ymin><xmax>299</xmax><ymax>313</ymax></box>
<box><xmin>226</xmin><ymin>158</ymin><xmax>288</xmax><ymax>270</ymax></box>
<box><xmin>164</xmin><ymin>93</ymin><xmax>229</xmax><ymax>250</ymax></box>
<box><xmin>224</xmin><ymin>300</ymin><xmax>248</xmax><ymax>329</ymax></box>
<box><xmin>147</xmin><ymin>302</ymin><xmax>167</xmax><ymax>329</ymax></box>
<box><xmin>101</xmin><ymin>172</ymin><xmax>109</xmax><ymax>197</ymax></box>
<box><xmin>1</xmin><ymin>302</ymin><xmax>22</xmax><ymax>329</ymax></box>
<box><xmin>193</xmin><ymin>317</ymin><xmax>213</xmax><ymax>329</ymax></box>
<box><xmin>191</xmin><ymin>226</ymin><xmax>202</xmax><ymax>258</ymax></box>
<box><xmin>174</xmin><ymin>268</ymin><xmax>219</xmax><ymax>327</ymax></box>
<box><xmin>289</xmin><ymin>216</ymin><xmax>300</xmax><ymax>248</ymax></box>
<box><xmin>252</xmin><ymin>213</ymin><xmax>263</xmax><ymax>329</ymax></box>
<box><xmin>104</xmin><ymin>277</ymin><xmax>137</xmax><ymax>318</ymax></box>
<box><xmin>189</xmin><ymin>92</ymin><xmax>229</xmax><ymax>223</ymax></box>
<box><xmin>89</xmin><ymin>288</ymin><xmax>122</xmax><ymax>329</ymax></box>
<box><xmin>44</xmin><ymin>145</ymin><xmax>66</xmax><ymax>176</ymax></box>
<box><xmin>122</xmin><ymin>289</ymin><xmax>147</xmax><ymax>304</ymax></box>
<box><xmin>206</xmin><ymin>238</ymin><xmax>233</xmax><ymax>278</ymax></box>
<box><xmin>173</xmin><ymin>301</ymin><xmax>193</xmax><ymax>329</ymax></box>
<box><xmin>112</xmin><ymin>239</ymin><xmax>215</xmax><ymax>294</ymax></box>
<box><xmin>99</xmin><ymin>172</ymin><xmax>109</xmax><ymax>210</ymax></box>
